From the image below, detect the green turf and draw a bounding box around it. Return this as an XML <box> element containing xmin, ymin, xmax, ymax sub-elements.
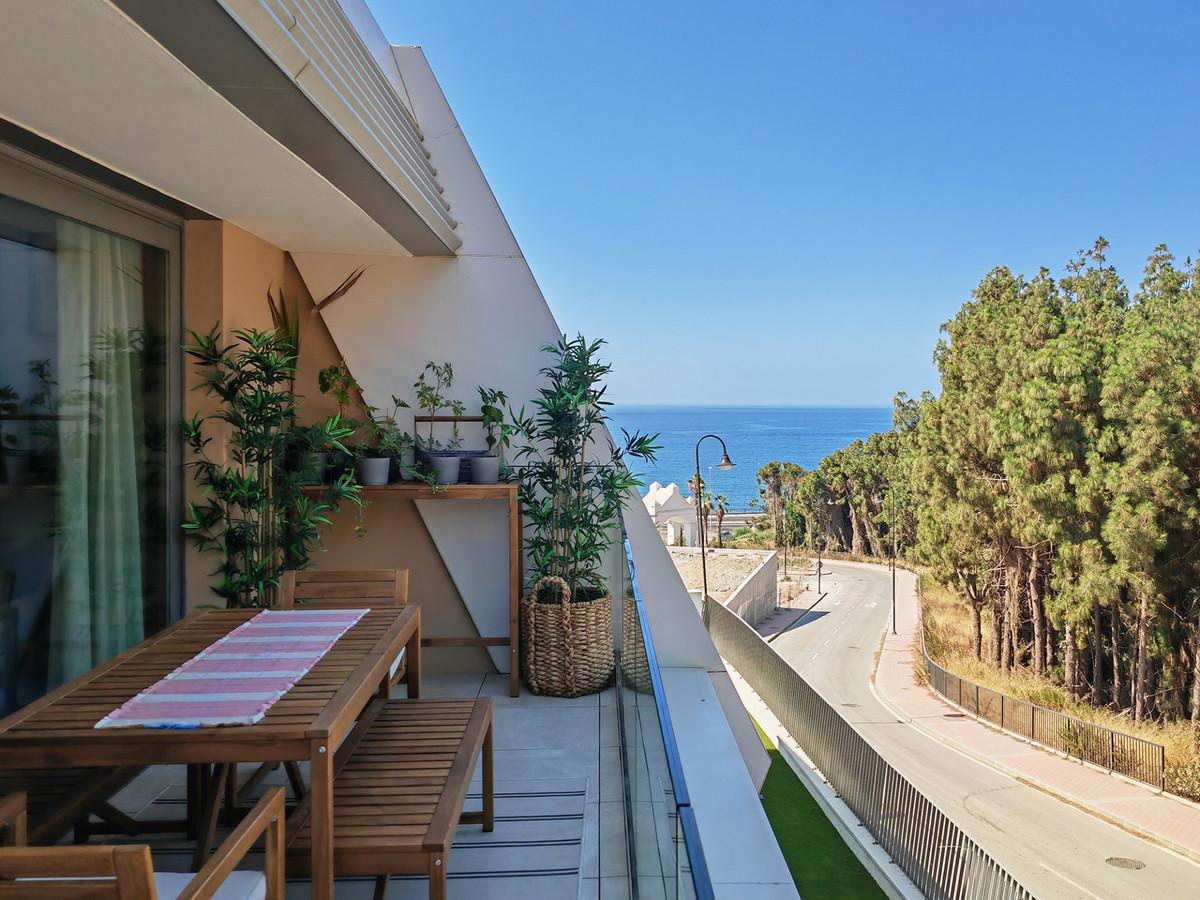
<box><xmin>752</xmin><ymin>718</ymin><xmax>886</xmax><ymax>899</ymax></box>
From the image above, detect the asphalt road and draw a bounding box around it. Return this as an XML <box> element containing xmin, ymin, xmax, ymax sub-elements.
<box><xmin>769</xmin><ymin>559</ymin><xmax>1200</xmax><ymax>900</ymax></box>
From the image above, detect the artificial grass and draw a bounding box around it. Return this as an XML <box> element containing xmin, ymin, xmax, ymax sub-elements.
<box><xmin>753</xmin><ymin>718</ymin><xmax>886</xmax><ymax>899</ymax></box>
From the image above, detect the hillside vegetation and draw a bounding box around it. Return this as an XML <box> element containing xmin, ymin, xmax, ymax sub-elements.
<box><xmin>751</xmin><ymin>240</ymin><xmax>1200</xmax><ymax>756</ymax></box>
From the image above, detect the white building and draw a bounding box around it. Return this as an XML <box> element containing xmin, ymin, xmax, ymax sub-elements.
<box><xmin>642</xmin><ymin>480</ymin><xmax>700</xmax><ymax>546</ymax></box>
<box><xmin>0</xmin><ymin>3</ymin><xmax>794</xmax><ymax>899</ymax></box>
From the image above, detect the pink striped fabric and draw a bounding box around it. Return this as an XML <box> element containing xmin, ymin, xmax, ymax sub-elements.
<box><xmin>95</xmin><ymin>608</ymin><xmax>368</xmax><ymax>729</ymax></box>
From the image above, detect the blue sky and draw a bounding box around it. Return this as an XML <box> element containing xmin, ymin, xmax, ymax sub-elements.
<box><xmin>367</xmin><ymin>1</ymin><xmax>1200</xmax><ymax>406</ymax></box>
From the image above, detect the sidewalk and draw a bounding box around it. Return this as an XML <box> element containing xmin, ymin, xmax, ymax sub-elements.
<box><xmin>876</xmin><ymin>566</ymin><xmax>1200</xmax><ymax>863</ymax></box>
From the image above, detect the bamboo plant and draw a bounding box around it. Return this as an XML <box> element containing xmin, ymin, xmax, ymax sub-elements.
<box><xmin>182</xmin><ymin>325</ymin><xmax>360</xmax><ymax>608</ymax></box>
<box><xmin>509</xmin><ymin>335</ymin><xmax>659</xmax><ymax>602</ymax></box>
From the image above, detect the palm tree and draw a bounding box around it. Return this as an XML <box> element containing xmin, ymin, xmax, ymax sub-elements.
<box><xmin>700</xmin><ymin>496</ymin><xmax>712</xmax><ymax>546</ymax></box>
<box><xmin>714</xmin><ymin>494</ymin><xmax>728</xmax><ymax>548</ymax></box>
<box><xmin>688</xmin><ymin>473</ymin><xmax>705</xmax><ymax>548</ymax></box>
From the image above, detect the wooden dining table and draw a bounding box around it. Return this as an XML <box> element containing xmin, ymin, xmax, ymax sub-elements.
<box><xmin>0</xmin><ymin>605</ymin><xmax>421</xmax><ymax>900</ymax></box>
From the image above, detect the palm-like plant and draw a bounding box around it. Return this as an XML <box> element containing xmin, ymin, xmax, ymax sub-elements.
<box><xmin>714</xmin><ymin>494</ymin><xmax>728</xmax><ymax>548</ymax></box>
<box><xmin>509</xmin><ymin>335</ymin><xmax>659</xmax><ymax>600</ymax></box>
<box><xmin>182</xmin><ymin>325</ymin><xmax>360</xmax><ymax>608</ymax></box>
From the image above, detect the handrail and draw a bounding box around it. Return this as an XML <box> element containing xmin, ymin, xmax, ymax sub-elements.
<box><xmin>622</xmin><ymin>529</ymin><xmax>715</xmax><ymax>900</ymax></box>
<box><xmin>921</xmin><ymin>647</ymin><xmax>1166</xmax><ymax>791</ymax></box>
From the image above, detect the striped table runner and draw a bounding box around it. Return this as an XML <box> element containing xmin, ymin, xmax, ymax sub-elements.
<box><xmin>96</xmin><ymin>608</ymin><xmax>368</xmax><ymax>729</ymax></box>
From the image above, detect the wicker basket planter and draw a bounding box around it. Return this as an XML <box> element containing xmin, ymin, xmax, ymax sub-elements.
<box><xmin>521</xmin><ymin>576</ymin><xmax>614</xmax><ymax>697</ymax></box>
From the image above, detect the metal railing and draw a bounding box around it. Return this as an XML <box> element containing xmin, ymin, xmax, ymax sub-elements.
<box><xmin>705</xmin><ymin>597</ymin><xmax>1033</xmax><ymax>900</ymax></box>
<box><xmin>922</xmin><ymin>651</ymin><xmax>1166</xmax><ymax>790</ymax></box>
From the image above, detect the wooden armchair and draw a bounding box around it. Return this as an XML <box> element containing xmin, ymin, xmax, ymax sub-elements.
<box><xmin>0</xmin><ymin>786</ymin><xmax>284</xmax><ymax>899</ymax></box>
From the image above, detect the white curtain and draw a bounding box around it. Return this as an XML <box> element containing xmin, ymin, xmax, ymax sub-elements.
<box><xmin>50</xmin><ymin>220</ymin><xmax>145</xmax><ymax>682</ymax></box>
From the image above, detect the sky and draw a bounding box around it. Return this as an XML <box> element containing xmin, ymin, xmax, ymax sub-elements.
<box><xmin>367</xmin><ymin>1</ymin><xmax>1200</xmax><ymax>406</ymax></box>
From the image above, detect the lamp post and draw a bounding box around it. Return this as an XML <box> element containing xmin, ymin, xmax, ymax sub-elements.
<box><xmin>695</xmin><ymin>434</ymin><xmax>734</xmax><ymax>624</ymax></box>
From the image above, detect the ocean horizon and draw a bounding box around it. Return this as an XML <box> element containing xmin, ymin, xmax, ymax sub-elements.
<box><xmin>608</xmin><ymin>405</ymin><xmax>894</xmax><ymax>510</ymax></box>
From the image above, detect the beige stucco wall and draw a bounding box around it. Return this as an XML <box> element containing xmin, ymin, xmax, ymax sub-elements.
<box><xmin>180</xmin><ymin>220</ymin><xmax>488</xmax><ymax>671</ymax></box>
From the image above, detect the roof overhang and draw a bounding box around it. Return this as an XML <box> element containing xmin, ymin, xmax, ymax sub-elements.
<box><xmin>0</xmin><ymin>1</ymin><xmax>452</xmax><ymax>256</ymax></box>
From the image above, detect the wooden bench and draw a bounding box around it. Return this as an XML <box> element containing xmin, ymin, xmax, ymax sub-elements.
<box><xmin>286</xmin><ymin>697</ymin><xmax>493</xmax><ymax>900</ymax></box>
<box><xmin>0</xmin><ymin>766</ymin><xmax>145</xmax><ymax>844</ymax></box>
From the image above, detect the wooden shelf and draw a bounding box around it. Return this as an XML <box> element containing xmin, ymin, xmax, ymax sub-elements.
<box><xmin>304</xmin><ymin>478</ymin><xmax>522</xmax><ymax>696</ymax></box>
<box><xmin>303</xmin><ymin>481</ymin><xmax>517</xmax><ymax>501</ymax></box>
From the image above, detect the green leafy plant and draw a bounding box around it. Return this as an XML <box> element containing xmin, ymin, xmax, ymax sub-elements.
<box><xmin>509</xmin><ymin>335</ymin><xmax>659</xmax><ymax>601</ymax></box>
<box><xmin>182</xmin><ymin>324</ymin><xmax>360</xmax><ymax>608</ymax></box>
<box><xmin>414</xmin><ymin>361</ymin><xmax>466</xmax><ymax>450</ymax></box>
<box><xmin>478</xmin><ymin>386</ymin><xmax>512</xmax><ymax>455</ymax></box>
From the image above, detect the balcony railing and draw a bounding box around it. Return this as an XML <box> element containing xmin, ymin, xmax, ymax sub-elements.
<box><xmin>618</xmin><ymin>519</ymin><xmax>714</xmax><ymax>900</ymax></box>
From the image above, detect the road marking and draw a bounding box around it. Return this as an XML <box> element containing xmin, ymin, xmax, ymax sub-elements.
<box><xmin>1038</xmin><ymin>863</ymin><xmax>1106</xmax><ymax>900</ymax></box>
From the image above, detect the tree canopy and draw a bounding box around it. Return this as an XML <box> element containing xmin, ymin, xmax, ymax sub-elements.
<box><xmin>756</xmin><ymin>241</ymin><xmax>1200</xmax><ymax>725</ymax></box>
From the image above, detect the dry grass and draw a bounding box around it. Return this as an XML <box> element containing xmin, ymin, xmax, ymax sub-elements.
<box><xmin>919</xmin><ymin>575</ymin><xmax>1200</xmax><ymax>801</ymax></box>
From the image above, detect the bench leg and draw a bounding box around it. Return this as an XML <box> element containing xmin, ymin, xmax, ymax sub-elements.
<box><xmin>372</xmin><ymin>875</ymin><xmax>389</xmax><ymax>900</ymax></box>
<box><xmin>428</xmin><ymin>854</ymin><xmax>446</xmax><ymax>900</ymax></box>
<box><xmin>483</xmin><ymin>720</ymin><xmax>494</xmax><ymax>833</ymax></box>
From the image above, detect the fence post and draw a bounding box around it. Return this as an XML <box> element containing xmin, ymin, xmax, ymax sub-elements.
<box><xmin>1000</xmin><ymin>694</ymin><xmax>1005</xmax><ymax>730</ymax></box>
<box><xmin>1109</xmin><ymin>732</ymin><xmax>1114</xmax><ymax>773</ymax></box>
<box><xmin>976</xmin><ymin>684</ymin><xmax>980</xmax><ymax>715</ymax></box>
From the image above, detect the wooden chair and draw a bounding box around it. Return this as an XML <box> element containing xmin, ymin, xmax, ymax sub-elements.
<box><xmin>229</xmin><ymin>569</ymin><xmax>413</xmax><ymax>812</ymax></box>
<box><xmin>0</xmin><ymin>785</ymin><xmax>285</xmax><ymax>899</ymax></box>
<box><xmin>278</xmin><ymin>569</ymin><xmax>410</xmax><ymax>691</ymax></box>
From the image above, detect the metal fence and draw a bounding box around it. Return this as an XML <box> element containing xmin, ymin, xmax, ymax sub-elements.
<box><xmin>705</xmin><ymin>598</ymin><xmax>1034</xmax><ymax>900</ymax></box>
<box><xmin>922</xmin><ymin>652</ymin><xmax>1166</xmax><ymax>791</ymax></box>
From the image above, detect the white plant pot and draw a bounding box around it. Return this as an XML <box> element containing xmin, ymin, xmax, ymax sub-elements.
<box><xmin>471</xmin><ymin>454</ymin><xmax>501</xmax><ymax>484</ymax></box>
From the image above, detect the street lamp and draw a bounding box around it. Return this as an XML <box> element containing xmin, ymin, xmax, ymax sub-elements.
<box><xmin>695</xmin><ymin>434</ymin><xmax>734</xmax><ymax>622</ymax></box>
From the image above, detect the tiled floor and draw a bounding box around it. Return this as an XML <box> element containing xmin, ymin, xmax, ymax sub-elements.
<box><xmin>98</xmin><ymin>671</ymin><xmax>627</xmax><ymax>899</ymax></box>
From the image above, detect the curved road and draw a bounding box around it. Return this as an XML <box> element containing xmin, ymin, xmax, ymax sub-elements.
<box><xmin>769</xmin><ymin>559</ymin><xmax>1200</xmax><ymax>900</ymax></box>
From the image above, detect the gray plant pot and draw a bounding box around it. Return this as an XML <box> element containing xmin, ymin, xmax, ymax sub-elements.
<box><xmin>429</xmin><ymin>454</ymin><xmax>461</xmax><ymax>485</ymax></box>
<box><xmin>470</xmin><ymin>454</ymin><xmax>501</xmax><ymax>485</ymax></box>
<box><xmin>355</xmin><ymin>456</ymin><xmax>391</xmax><ymax>486</ymax></box>
<box><xmin>394</xmin><ymin>448</ymin><xmax>417</xmax><ymax>482</ymax></box>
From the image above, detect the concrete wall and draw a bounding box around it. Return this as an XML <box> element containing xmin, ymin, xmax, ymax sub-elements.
<box><xmin>725</xmin><ymin>551</ymin><xmax>778</xmax><ymax>626</ymax></box>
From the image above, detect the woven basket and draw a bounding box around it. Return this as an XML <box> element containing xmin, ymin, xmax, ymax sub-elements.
<box><xmin>521</xmin><ymin>576</ymin><xmax>614</xmax><ymax>697</ymax></box>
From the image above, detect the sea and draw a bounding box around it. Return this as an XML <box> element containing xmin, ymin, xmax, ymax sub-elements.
<box><xmin>608</xmin><ymin>406</ymin><xmax>893</xmax><ymax>511</ymax></box>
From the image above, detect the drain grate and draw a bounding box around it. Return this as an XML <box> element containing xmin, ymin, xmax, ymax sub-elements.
<box><xmin>1105</xmin><ymin>857</ymin><xmax>1145</xmax><ymax>870</ymax></box>
<box><xmin>842</xmin><ymin>703</ymin><xmax>860</xmax><ymax>708</ymax></box>
<box><xmin>944</xmin><ymin>712</ymin><xmax>965</xmax><ymax>718</ymax></box>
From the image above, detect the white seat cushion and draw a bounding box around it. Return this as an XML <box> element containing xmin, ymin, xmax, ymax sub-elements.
<box><xmin>154</xmin><ymin>871</ymin><xmax>266</xmax><ymax>900</ymax></box>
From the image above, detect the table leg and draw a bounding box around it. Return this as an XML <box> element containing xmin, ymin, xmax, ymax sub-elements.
<box><xmin>310</xmin><ymin>739</ymin><xmax>334</xmax><ymax>900</ymax></box>
<box><xmin>186</xmin><ymin>764</ymin><xmax>201</xmax><ymax>841</ymax></box>
<box><xmin>406</xmin><ymin>623</ymin><xmax>421</xmax><ymax>699</ymax></box>
<box><xmin>192</xmin><ymin>763</ymin><xmax>229</xmax><ymax>871</ymax></box>
<box><xmin>483</xmin><ymin>720</ymin><xmax>494</xmax><ymax>832</ymax></box>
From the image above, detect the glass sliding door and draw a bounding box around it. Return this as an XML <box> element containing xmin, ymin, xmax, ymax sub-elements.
<box><xmin>0</xmin><ymin>174</ymin><xmax>175</xmax><ymax>713</ymax></box>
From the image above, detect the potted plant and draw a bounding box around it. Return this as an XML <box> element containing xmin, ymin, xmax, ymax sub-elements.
<box><xmin>383</xmin><ymin>429</ymin><xmax>417</xmax><ymax>481</ymax></box>
<box><xmin>414</xmin><ymin>361</ymin><xmax>466</xmax><ymax>484</ymax></box>
<box><xmin>509</xmin><ymin>335</ymin><xmax>658</xmax><ymax>696</ymax></box>
<box><xmin>318</xmin><ymin>362</ymin><xmax>364</xmax><ymax>483</ymax></box>
<box><xmin>472</xmin><ymin>386</ymin><xmax>511</xmax><ymax>484</ymax></box>
<box><xmin>182</xmin><ymin>324</ymin><xmax>360</xmax><ymax>608</ymax></box>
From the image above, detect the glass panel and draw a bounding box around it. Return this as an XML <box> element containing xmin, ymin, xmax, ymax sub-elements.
<box><xmin>0</xmin><ymin>191</ymin><xmax>170</xmax><ymax>713</ymax></box>
<box><xmin>617</xmin><ymin>519</ymin><xmax>713</xmax><ymax>900</ymax></box>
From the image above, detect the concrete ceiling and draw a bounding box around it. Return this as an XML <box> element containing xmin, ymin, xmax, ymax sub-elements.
<box><xmin>0</xmin><ymin>1</ymin><xmax>407</xmax><ymax>255</ymax></box>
